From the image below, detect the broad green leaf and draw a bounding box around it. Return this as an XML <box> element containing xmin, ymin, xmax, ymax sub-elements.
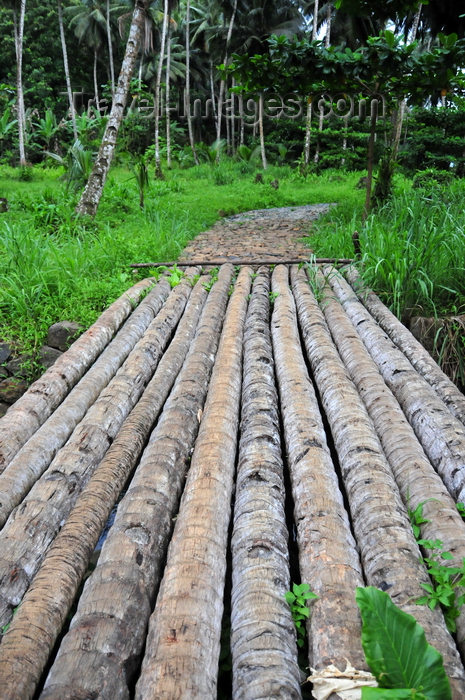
<box><xmin>356</xmin><ymin>587</ymin><xmax>451</xmax><ymax>699</ymax></box>
<box><xmin>362</xmin><ymin>689</ymin><xmax>427</xmax><ymax>699</ymax></box>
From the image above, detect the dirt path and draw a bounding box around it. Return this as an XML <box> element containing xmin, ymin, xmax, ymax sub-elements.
<box><xmin>178</xmin><ymin>203</ymin><xmax>332</xmax><ymax>263</ymax></box>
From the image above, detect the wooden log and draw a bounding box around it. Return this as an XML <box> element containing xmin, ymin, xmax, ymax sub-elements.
<box><xmin>345</xmin><ymin>266</ymin><xmax>465</xmax><ymax>426</ymax></box>
<box><xmin>312</xmin><ymin>266</ymin><xmax>465</xmax><ymax>659</ymax></box>
<box><xmin>291</xmin><ymin>265</ymin><xmax>465</xmax><ymax>697</ymax></box>
<box><xmin>0</xmin><ymin>275</ymin><xmax>196</xmax><ymax>632</ymax></box>
<box><xmin>0</xmin><ymin>277</ymin><xmax>154</xmax><ymax>472</ymax></box>
<box><xmin>129</xmin><ymin>257</ymin><xmax>354</xmax><ymax>268</ymax></box>
<box><xmin>0</xmin><ymin>279</ymin><xmax>171</xmax><ymax>528</ymax></box>
<box><xmin>327</xmin><ymin>269</ymin><xmax>465</xmax><ymax>504</ymax></box>
<box><xmin>270</xmin><ymin>265</ymin><xmax>366</xmax><ymax>678</ymax></box>
<box><xmin>134</xmin><ymin>266</ymin><xmax>252</xmax><ymax>700</ymax></box>
<box><xmin>41</xmin><ymin>265</ymin><xmax>235</xmax><ymax>700</ymax></box>
<box><xmin>0</xmin><ymin>276</ymin><xmax>210</xmax><ymax>700</ymax></box>
<box><xmin>231</xmin><ymin>267</ymin><xmax>301</xmax><ymax>699</ymax></box>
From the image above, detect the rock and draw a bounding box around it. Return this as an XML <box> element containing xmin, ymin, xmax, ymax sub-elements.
<box><xmin>254</xmin><ymin>173</ymin><xmax>264</xmax><ymax>184</ymax></box>
<box><xmin>0</xmin><ymin>342</ymin><xmax>12</xmax><ymax>364</ymax></box>
<box><xmin>39</xmin><ymin>345</ymin><xmax>63</xmax><ymax>369</ymax></box>
<box><xmin>0</xmin><ymin>198</ymin><xmax>8</xmax><ymax>213</ymax></box>
<box><xmin>0</xmin><ymin>366</ymin><xmax>9</xmax><ymax>379</ymax></box>
<box><xmin>356</xmin><ymin>176</ymin><xmax>368</xmax><ymax>189</ymax></box>
<box><xmin>6</xmin><ymin>354</ymin><xmax>34</xmax><ymax>379</ymax></box>
<box><xmin>270</xmin><ymin>179</ymin><xmax>279</xmax><ymax>189</ymax></box>
<box><xmin>47</xmin><ymin>321</ymin><xmax>83</xmax><ymax>351</ymax></box>
<box><xmin>0</xmin><ymin>377</ymin><xmax>28</xmax><ymax>404</ymax></box>
<box><xmin>0</xmin><ymin>402</ymin><xmax>9</xmax><ymax>418</ymax></box>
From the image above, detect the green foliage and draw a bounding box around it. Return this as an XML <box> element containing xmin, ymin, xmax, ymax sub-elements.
<box><xmin>408</xmin><ymin>500</ymin><xmax>432</xmax><ymax>539</ymax></box>
<box><xmin>457</xmin><ymin>503</ymin><xmax>465</xmax><ymax>521</ymax></box>
<box><xmin>285</xmin><ymin>582</ymin><xmax>318</xmax><ymax>648</ymax></box>
<box><xmin>356</xmin><ymin>586</ymin><xmax>451</xmax><ymax>699</ymax></box>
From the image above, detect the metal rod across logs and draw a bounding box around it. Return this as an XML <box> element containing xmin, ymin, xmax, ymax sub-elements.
<box><xmin>130</xmin><ymin>258</ymin><xmax>354</xmax><ymax>268</ymax></box>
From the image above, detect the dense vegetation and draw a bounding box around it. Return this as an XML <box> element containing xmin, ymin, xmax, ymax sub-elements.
<box><xmin>0</xmin><ymin>0</ymin><xmax>464</xmax><ymax>385</ymax></box>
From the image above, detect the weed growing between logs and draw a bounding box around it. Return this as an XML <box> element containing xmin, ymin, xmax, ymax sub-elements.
<box><xmin>285</xmin><ymin>582</ymin><xmax>318</xmax><ymax>649</ymax></box>
<box><xmin>409</xmin><ymin>501</ymin><xmax>465</xmax><ymax>634</ymax></box>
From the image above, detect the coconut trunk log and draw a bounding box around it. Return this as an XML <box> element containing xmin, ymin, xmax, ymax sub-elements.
<box><xmin>0</xmin><ymin>276</ymin><xmax>196</xmax><ymax>631</ymax></box>
<box><xmin>0</xmin><ymin>279</ymin><xmax>171</xmax><ymax>527</ymax></box>
<box><xmin>0</xmin><ymin>277</ymin><xmax>153</xmax><ymax>472</ymax></box>
<box><xmin>41</xmin><ymin>264</ymin><xmax>235</xmax><ymax>700</ymax></box>
<box><xmin>345</xmin><ymin>266</ymin><xmax>465</xmax><ymax>426</ymax></box>
<box><xmin>309</xmin><ymin>266</ymin><xmax>465</xmax><ymax>659</ymax></box>
<box><xmin>328</xmin><ymin>269</ymin><xmax>465</xmax><ymax>504</ymax></box>
<box><xmin>231</xmin><ymin>267</ymin><xmax>301</xmax><ymax>699</ymax></box>
<box><xmin>0</xmin><ymin>277</ymin><xmax>210</xmax><ymax>700</ymax></box>
<box><xmin>291</xmin><ymin>265</ymin><xmax>465</xmax><ymax>696</ymax></box>
<box><xmin>270</xmin><ymin>265</ymin><xmax>366</xmax><ymax>676</ymax></box>
<box><xmin>134</xmin><ymin>266</ymin><xmax>252</xmax><ymax>699</ymax></box>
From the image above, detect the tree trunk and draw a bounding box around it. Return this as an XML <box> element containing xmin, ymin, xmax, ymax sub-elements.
<box><xmin>363</xmin><ymin>95</ymin><xmax>378</xmax><ymax>221</ymax></box>
<box><xmin>209</xmin><ymin>58</ymin><xmax>217</xmax><ymax>123</ymax></box>
<box><xmin>154</xmin><ymin>0</ymin><xmax>169</xmax><ymax>179</ymax></box>
<box><xmin>0</xmin><ymin>277</ymin><xmax>153</xmax><ymax>472</ymax></box>
<box><xmin>0</xmin><ymin>274</ymin><xmax>212</xmax><ymax>700</ymax></box>
<box><xmin>313</xmin><ymin>102</ymin><xmax>324</xmax><ymax>164</ymax></box>
<box><xmin>325</xmin><ymin>3</ymin><xmax>331</xmax><ymax>46</ymax></box>
<box><xmin>0</xmin><ymin>279</ymin><xmax>170</xmax><ymax>527</ymax></box>
<box><xmin>75</xmin><ymin>0</ymin><xmax>147</xmax><ymax>217</ymax></box>
<box><xmin>303</xmin><ymin>98</ymin><xmax>312</xmax><ymax>167</ymax></box>
<box><xmin>0</xmin><ymin>279</ymin><xmax>193</xmax><ymax>633</ymax></box>
<box><xmin>93</xmin><ymin>48</ymin><xmax>100</xmax><ymax>112</ymax></box>
<box><xmin>165</xmin><ymin>19</ymin><xmax>172</xmax><ymax>168</ymax></box>
<box><xmin>106</xmin><ymin>0</ymin><xmax>115</xmax><ymax>98</ymax></box>
<box><xmin>271</xmin><ymin>265</ymin><xmax>366</xmax><ymax>674</ymax></box>
<box><xmin>58</xmin><ymin>0</ymin><xmax>77</xmax><ymax>140</ymax></box>
<box><xmin>185</xmin><ymin>0</ymin><xmax>199</xmax><ymax>164</ymax></box>
<box><xmin>291</xmin><ymin>265</ymin><xmax>465</xmax><ymax>695</ymax></box>
<box><xmin>215</xmin><ymin>0</ymin><xmax>237</xmax><ymax>150</ymax></box>
<box><xmin>135</xmin><ymin>267</ymin><xmax>252</xmax><ymax>699</ymax></box>
<box><xmin>327</xmin><ymin>270</ymin><xmax>465</xmax><ymax>504</ymax></box>
<box><xmin>345</xmin><ymin>267</ymin><xmax>465</xmax><ymax>424</ymax></box>
<box><xmin>258</xmin><ymin>92</ymin><xmax>267</xmax><ymax>170</ymax></box>
<box><xmin>231</xmin><ymin>267</ymin><xmax>301</xmax><ymax>697</ymax></box>
<box><xmin>312</xmin><ymin>0</ymin><xmax>319</xmax><ymax>40</ymax></box>
<box><xmin>312</xmin><ymin>266</ymin><xmax>465</xmax><ymax>658</ymax></box>
<box><xmin>13</xmin><ymin>0</ymin><xmax>27</xmax><ymax>166</ymax></box>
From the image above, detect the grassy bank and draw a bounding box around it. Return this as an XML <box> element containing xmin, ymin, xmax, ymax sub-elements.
<box><xmin>0</xmin><ymin>162</ymin><xmax>363</xmax><ymax>354</ymax></box>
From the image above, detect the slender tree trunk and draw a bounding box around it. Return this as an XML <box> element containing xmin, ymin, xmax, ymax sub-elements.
<box><xmin>13</xmin><ymin>0</ymin><xmax>27</xmax><ymax>166</ymax></box>
<box><xmin>215</xmin><ymin>0</ymin><xmax>237</xmax><ymax>151</ymax></box>
<box><xmin>165</xmin><ymin>20</ymin><xmax>172</xmax><ymax>168</ymax></box>
<box><xmin>341</xmin><ymin>113</ymin><xmax>348</xmax><ymax>166</ymax></box>
<box><xmin>75</xmin><ymin>0</ymin><xmax>147</xmax><ymax>217</ymax></box>
<box><xmin>325</xmin><ymin>3</ymin><xmax>331</xmax><ymax>46</ymax></box>
<box><xmin>58</xmin><ymin>0</ymin><xmax>77</xmax><ymax>140</ymax></box>
<box><xmin>303</xmin><ymin>98</ymin><xmax>312</xmax><ymax>167</ymax></box>
<box><xmin>106</xmin><ymin>0</ymin><xmax>115</xmax><ymax>98</ymax></box>
<box><xmin>185</xmin><ymin>0</ymin><xmax>199</xmax><ymax>164</ymax></box>
<box><xmin>231</xmin><ymin>268</ymin><xmax>301</xmax><ymax>696</ymax></box>
<box><xmin>363</xmin><ymin>95</ymin><xmax>379</xmax><ymax>221</ymax></box>
<box><xmin>313</xmin><ymin>102</ymin><xmax>324</xmax><ymax>164</ymax></box>
<box><xmin>258</xmin><ymin>92</ymin><xmax>267</xmax><ymax>170</ymax></box>
<box><xmin>230</xmin><ymin>78</ymin><xmax>235</xmax><ymax>155</ymax></box>
<box><xmin>154</xmin><ymin>0</ymin><xmax>169</xmax><ymax>178</ymax></box>
<box><xmin>209</xmin><ymin>58</ymin><xmax>217</xmax><ymax>123</ymax></box>
<box><xmin>312</xmin><ymin>0</ymin><xmax>319</xmax><ymax>40</ymax></box>
<box><xmin>93</xmin><ymin>48</ymin><xmax>100</xmax><ymax>112</ymax></box>
<box><xmin>239</xmin><ymin>92</ymin><xmax>244</xmax><ymax>145</ymax></box>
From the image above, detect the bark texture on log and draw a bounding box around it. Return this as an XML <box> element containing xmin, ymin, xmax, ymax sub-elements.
<box><xmin>0</xmin><ymin>277</ymin><xmax>210</xmax><ymax>700</ymax></box>
<box><xmin>134</xmin><ymin>266</ymin><xmax>252</xmax><ymax>700</ymax></box>
<box><xmin>313</xmin><ymin>267</ymin><xmax>465</xmax><ymax>659</ymax></box>
<box><xmin>231</xmin><ymin>267</ymin><xmax>301</xmax><ymax>699</ymax></box>
<box><xmin>271</xmin><ymin>264</ymin><xmax>366</xmax><ymax>675</ymax></box>
<box><xmin>291</xmin><ymin>265</ymin><xmax>465</xmax><ymax>696</ymax></box>
<box><xmin>0</xmin><ymin>278</ymin><xmax>153</xmax><ymax>472</ymax></box>
<box><xmin>345</xmin><ymin>266</ymin><xmax>465</xmax><ymax>426</ymax></box>
<box><xmin>0</xmin><ymin>279</ymin><xmax>171</xmax><ymax>528</ymax></box>
<box><xmin>41</xmin><ymin>265</ymin><xmax>234</xmax><ymax>700</ymax></box>
<box><xmin>328</xmin><ymin>269</ymin><xmax>465</xmax><ymax>504</ymax></box>
<box><xmin>0</xmin><ymin>277</ymin><xmax>194</xmax><ymax>631</ymax></box>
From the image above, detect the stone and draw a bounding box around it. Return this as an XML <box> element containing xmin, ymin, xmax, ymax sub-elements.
<box><xmin>0</xmin><ymin>366</ymin><xmax>9</xmax><ymax>379</ymax></box>
<box><xmin>47</xmin><ymin>321</ymin><xmax>83</xmax><ymax>351</ymax></box>
<box><xmin>39</xmin><ymin>345</ymin><xmax>63</xmax><ymax>369</ymax></box>
<box><xmin>0</xmin><ymin>377</ymin><xmax>28</xmax><ymax>404</ymax></box>
<box><xmin>0</xmin><ymin>402</ymin><xmax>9</xmax><ymax>418</ymax></box>
<box><xmin>0</xmin><ymin>342</ymin><xmax>12</xmax><ymax>364</ymax></box>
<box><xmin>6</xmin><ymin>354</ymin><xmax>34</xmax><ymax>379</ymax></box>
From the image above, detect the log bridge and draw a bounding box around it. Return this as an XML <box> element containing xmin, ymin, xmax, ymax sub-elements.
<box><xmin>0</xmin><ymin>262</ymin><xmax>465</xmax><ymax>699</ymax></box>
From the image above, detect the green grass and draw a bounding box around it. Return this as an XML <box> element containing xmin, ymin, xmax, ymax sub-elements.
<box><xmin>0</xmin><ymin>161</ymin><xmax>362</xmax><ymax>360</ymax></box>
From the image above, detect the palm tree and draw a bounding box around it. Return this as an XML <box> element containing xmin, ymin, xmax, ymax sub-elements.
<box><xmin>67</xmin><ymin>0</ymin><xmax>108</xmax><ymax>110</ymax></box>
<box><xmin>184</xmin><ymin>0</ymin><xmax>198</xmax><ymax>163</ymax></box>
<box><xmin>4</xmin><ymin>0</ymin><xmax>28</xmax><ymax>165</ymax></box>
<box><xmin>75</xmin><ymin>0</ymin><xmax>150</xmax><ymax>216</ymax></box>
